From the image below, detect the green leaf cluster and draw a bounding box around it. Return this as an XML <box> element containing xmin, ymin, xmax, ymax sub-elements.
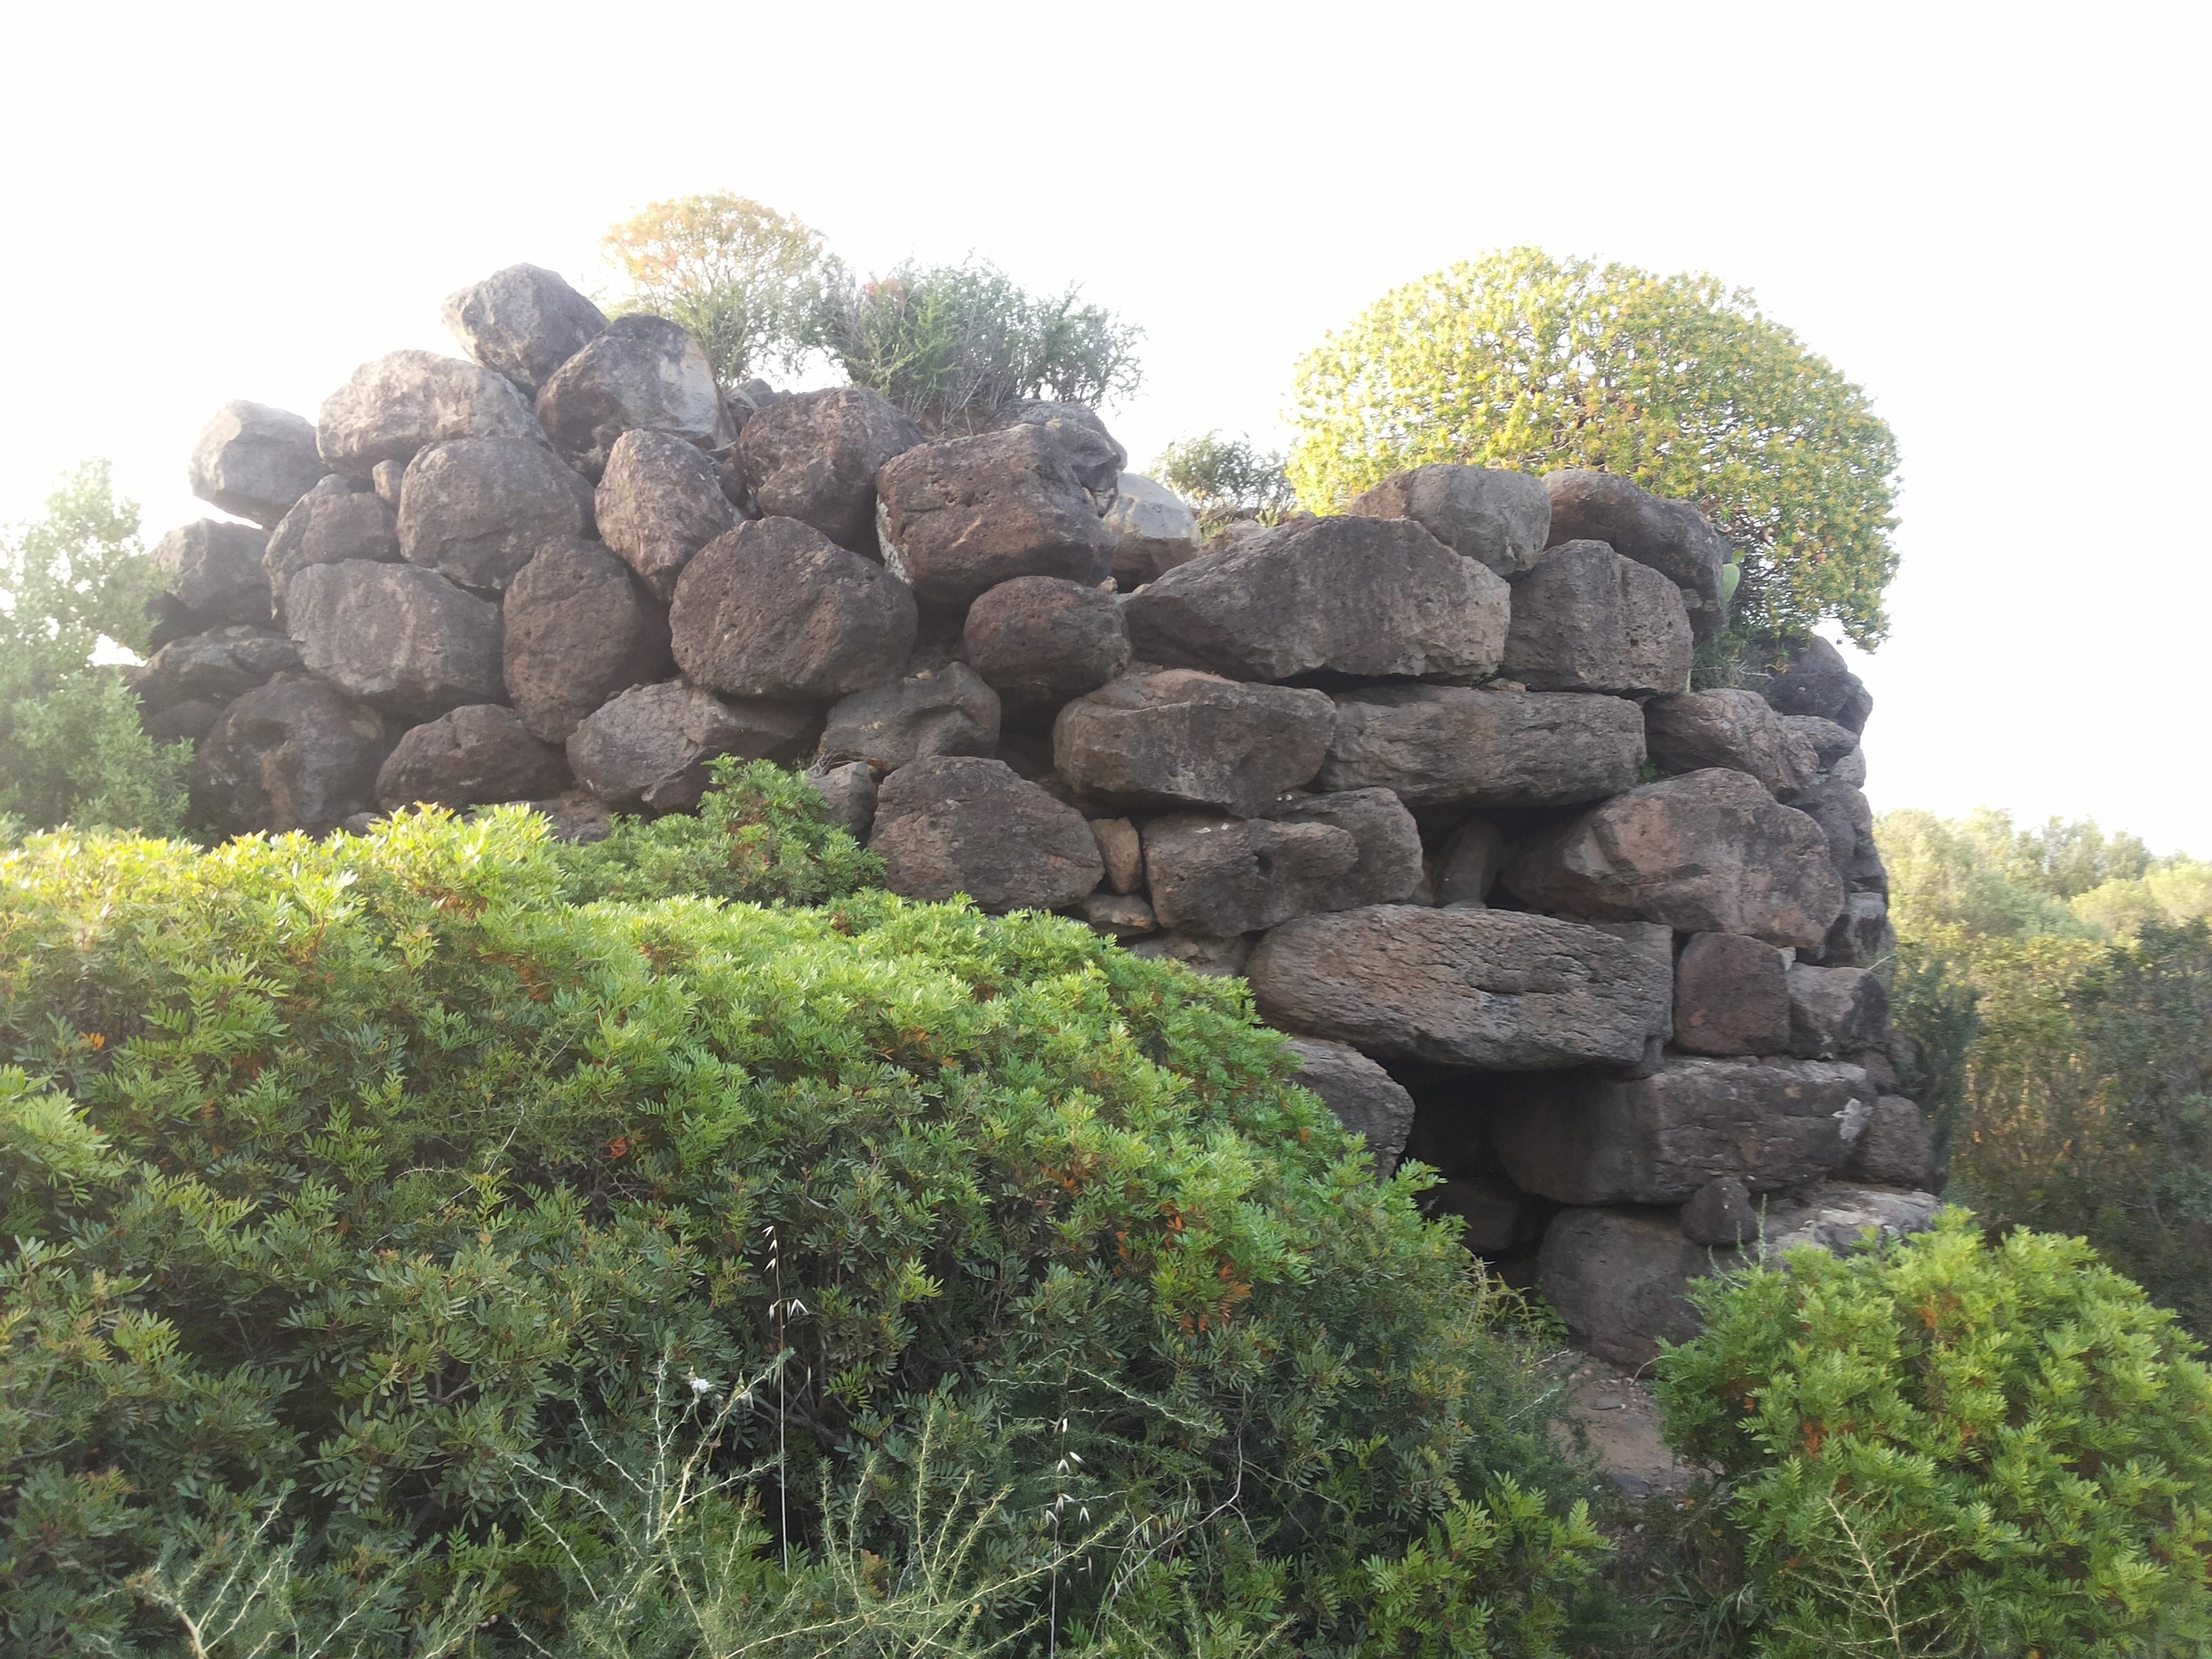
<box><xmin>1151</xmin><ymin>432</ymin><xmax>1298</xmax><ymax>528</ymax></box>
<box><xmin>1288</xmin><ymin>248</ymin><xmax>1902</xmax><ymax>648</ymax></box>
<box><xmin>0</xmin><ymin>800</ymin><xmax>1595</xmax><ymax>1653</ymax></box>
<box><xmin>1656</xmin><ymin>1212</ymin><xmax>2212</xmax><ymax>1657</ymax></box>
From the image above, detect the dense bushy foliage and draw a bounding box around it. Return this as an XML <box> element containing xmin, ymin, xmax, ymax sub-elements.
<box><xmin>1288</xmin><ymin>249</ymin><xmax>1902</xmax><ymax>648</ymax></box>
<box><xmin>1151</xmin><ymin>432</ymin><xmax>1298</xmax><ymax>528</ymax></box>
<box><xmin>1656</xmin><ymin>1213</ymin><xmax>2212</xmax><ymax>1657</ymax></box>
<box><xmin>0</xmin><ymin>464</ymin><xmax>189</xmax><ymax>835</ymax></box>
<box><xmin>0</xmin><ymin>790</ymin><xmax>1599</xmax><ymax>1654</ymax></box>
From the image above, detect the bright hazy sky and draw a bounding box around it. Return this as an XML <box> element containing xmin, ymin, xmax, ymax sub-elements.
<box><xmin>5</xmin><ymin>2</ymin><xmax>2204</xmax><ymax>851</ymax></box>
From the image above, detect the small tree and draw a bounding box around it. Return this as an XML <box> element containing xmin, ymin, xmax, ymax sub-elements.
<box><xmin>1151</xmin><ymin>431</ymin><xmax>1297</xmax><ymax>528</ymax></box>
<box><xmin>602</xmin><ymin>192</ymin><xmax>841</xmax><ymax>386</ymax></box>
<box><xmin>811</xmin><ymin>259</ymin><xmax>1142</xmax><ymax>434</ymax></box>
<box><xmin>1289</xmin><ymin>248</ymin><xmax>1902</xmax><ymax>648</ymax></box>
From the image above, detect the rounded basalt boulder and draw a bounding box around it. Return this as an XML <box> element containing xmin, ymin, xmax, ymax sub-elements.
<box><xmin>1644</xmin><ymin>689</ymin><xmax>1813</xmax><ymax>798</ymax></box>
<box><xmin>129</xmin><ymin>624</ymin><xmax>300</xmax><ymax>712</ymax></box>
<box><xmin>1542</xmin><ymin>470</ymin><xmax>1732</xmax><ymax>639</ymax></box>
<box><xmin>565</xmin><ymin>680</ymin><xmax>816</xmax><ymax>813</ymax></box>
<box><xmin>1499</xmin><ymin>539</ymin><xmax>1692</xmax><ymax>697</ymax></box>
<box><xmin>1052</xmin><ymin>668</ymin><xmax>1334</xmax><ymax>819</ymax></box>
<box><xmin>188</xmin><ymin>672</ymin><xmax>389</xmax><ymax>836</ymax></box>
<box><xmin>441</xmin><ymin>263</ymin><xmax>609</xmax><ymax>392</ymax></box>
<box><xmin>152</xmin><ymin>520</ymin><xmax>273</xmax><ymax>628</ymax></box>
<box><xmin>316</xmin><ymin>350</ymin><xmax>545</xmax><ymax>478</ymax></box>
<box><xmin>501</xmin><ymin>536</ymin><xmax>671</xmax><ymax>743</ymax></box>
<box><xmin>396</xmin><ymin>437</ymin><xmax>594</xmax><ymax>593</ymax></box>
<box><xmin>283</xmin><ymin>560</ymin><xmax>504</xmax><ymax>721</ymax></box>
<box><xmin>960</xmin><ymin>575</ymin><xmax>1130</xmax><ymax>717</ymax></box>
<box><xmin>876</xmin><ymin>424</ymin><xmax>1118</xmax><ymax>607</ymax></box>
<box><xmin>188</xmin><ymin>401</ymin><xmax>325</xmax><ymax>528</ymax></box>
<box><xmin>265</xmin><ymin>478</ymin><xmax>401</xmax><ymax>620</ymax></box>
<box><xmin>1349</xmin><ymin>464</ymin><xmax>1550</xmax><ymax>577</ymax></box>
<box><xmin>816</xmin><ymin>663</ymin><xmax>1000</xmax><ymax>773</ymax></box>
<box><xmin>534</xmin><ymin>314</ymin><xmax>733</xmax><ymax>478</ymax></box>
<box><xmin>374</xmin><ymin>703</ymin><xmax>571</xmax><ymax>812</ymax></box>
<box><xmin>868</xmin><ymin>756</ymin><xmax>1103</xmax><ymax>914</ymax></box>
<box><xmin>736</xmin><ymin>386</ymin><xmax>922</xmax><ymax>556</ymax></box>
<box><xmin>594</xmin><ymin>428</ymin><xmax>739</xmax><ymax>601</ymax></box>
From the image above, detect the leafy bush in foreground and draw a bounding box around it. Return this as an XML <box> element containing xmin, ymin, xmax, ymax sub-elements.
<box><xmin>0</xmin><ymin>802</ymin><xmax>1595</xmax><ymax>1654</ymax></box>
<box><xmin>1656</xmin><ymin>1212</ymin><xmax>2212</xmax><ymax>1657</ymax></box>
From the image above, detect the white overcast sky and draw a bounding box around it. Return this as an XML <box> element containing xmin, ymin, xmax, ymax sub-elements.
<box><xmin>3</xmin><ymin>1</ymin><xmax>2205</xmax><ymax>851</ymax></box>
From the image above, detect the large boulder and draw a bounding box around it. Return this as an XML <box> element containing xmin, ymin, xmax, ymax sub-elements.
<box><xmin>594</xmin><ymin>428</ymin><xmax>739</xmax><ymax>601</ymax></box>
<box><xmin>394</xmin><ymin>438</ymin><xmax>594</xmax><ymax>593</ymax></box>
<box><xmin>1126</xmin><ymin>516</ymin><xmax>1509</xmax><ymax>684</ymax></box>
<box><xmin>670</xmin><ymin>517</ymin><xmax>918</xmax><ymax>701</ymax></box>
<box><xmin>374</xmin><ymin>703</ymin><xmax>569</xmax><ymax>811</ymax></box>
<box><xmin>1542</xmin><ymin>470</ymin><xmax>1732</xmax><ymax>638</ymax></box>
<box><xmin>1265</xmin><ymin>788</ymin><xmax>1425</xmax><ymax>909</ymax></box>
<box><xmin>1504</xmin><ymin>768</ymin><xmax>1846</xmax><ymax>950</ymax></box>
<box><xmin>1759</xmin><ymin>1183</ymin><xmax>1940</xmax><ymax>1254</ymax></box>
<box><xmin>284</xmin><ymin>560</ymin><xmax>504</xmax><ymax>720</ymax></box>
<box><xmin>876</xmin><ymin>425</ymin><xmax>1118</xmax><ymax>607</ymax></box>
<box><xmin>1538</xmin><ymin>1208</ymin><xmax>1717</xmax><ymax>1368</ymax></box>
<box><xmin>1793</xmin><ymin>777</ymin><xmax>1886</xmax><ymax>895</ymax></box>
<box><xmin>806</xmin><ymin>760</ymin><xmax>877</xmax><ymax>840</ymax></box>
<box><xmin>441</xmin><ymin>263</ymin><xmax>607</xmax><ymax>392</ymax></box>
<box><xmin>1247</xmin><ymin>905</ymin><xmax>1673</xmax><ymax>1071</ymax></box>
<box><xmin>1814</xmin><ymin>889</ymin><xmax>1895</xmax><ymax>969</ymax></box>
<box><xmin>1845</xmin><ymin>1097</ymin><xmax>1937</xmax><ymax>1189</ymax></box>
<box><xmin>188</xmin><ymin>672</ymin><xmax>388</xmax><ymax>836</ymax></box>
<box><xmin>1282</xmin><ymin>1038</ymin><xmax>1417</xmax><ymax>1174</ymax></box>
<box><xmin>992</xmin><ymin>401</ymin><xmax>1126</xmax><ymax>493</ymax></box>
<box><xmin>1488</xmin><ymin>1057</ymin><xmax>1875</xmax><ymax>1204</ymax></box>
<box><xmin>317</xmin><ymin>351</ymin><xmax>544</xmax><ymax>478</ymax></box>
<box><xmin>534</xmin><ymin>314</ymin><xmax>732</xmax><ymax>477</ymax></box>
<box><xmin>1141</xmin><ymin>815</ymin><xmax>1361</xmax><ymax>935</ymax></box>
<box><xmin>1053</xmin><ymin>668</ymin><xmax>1334</xmax><ymax>817</ymax></box>
<box><xmin>1103</xmin><ymin>472</ymin><xmax>1200</xmax><ymax>588</ymax></box>
<box><xmin>501</xmin><ymin>537</ymin><xmax>669</xmax><ymax>743</ymax></box>
<box><xmin>152</xmin><ymin>520</ymin><xmax>272</xmax><ymax>626</ymax></box>
<box><xmin>1673</xmin><ymin>931</ymin><xmax>1792</xmax><ymax>1057</ymax></box>
<box><xmin>960</xmin><ymin>576</ymin><xmax>1130</xmax><ymax>717</ymax></box>
<box><xmin>188</xmin><ymin>402</ymin><xmax>325</xmax><ymax>527</ymax></box>
<box><xmin>1786</xmin><ymin>964</ymin><xmax>1890</xmax><ymax>1059</ymax></box>
<box><xmin>129</xmin><ymin>625</ymin><xmax>299</xmax><ymax>712</ymax></box>
<box><xmin>737</xmin><ymin>387</ymin><xmax>921</xmax><ymax>556</ymax></box>
<box><xmin>817</xmin><ymin>663</ymin><xmax>1000</xmax><ymax>773</ymax></box>
<box><xmin>1746</xmin><ymin>632</ymin><xmax>1872</xmax><ymax>733</ymax></box>
<box><xmin>1090</xmin><ymin>815</ymin><xmax>1143</xmax><ymax>895</ymax></box>
<box><xmin>869</xmin><ymin>756</ymin><xmax>1103</xmax><ymax>912</ymax></box>
<box><xmin>1643</xmin><ymin>689</ymin><xmax>1812</xmax><ymax>798</ymax></box>
<box><xmin>1348</xmin><ymin>464</ymin><xmax>1549</xmax><ymax>577</ymax></box>
<box><xmin>264</xmin><ymin>480</ymin><xmax>400</xmax><ymax>620</ymax></box>
<box><xmin>1499</xmin><ymin>539</ymin><xmax>1692</xmax><ymax>696</ymax></box>
<box><xmin>565</xmin><ymin>680</ymin><xmax>814</xmax><ymax>812</ymax></box>
<box><xmin>1317</xmin><ymin>685</ymin><xmax>1644</xmax><ymax>808</ymax></box>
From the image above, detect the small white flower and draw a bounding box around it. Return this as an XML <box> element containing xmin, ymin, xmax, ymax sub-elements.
<box><xmin>688</xmin><ymin>1374</ymin><xmax>716</xmax><ymax>1395</ymax></box>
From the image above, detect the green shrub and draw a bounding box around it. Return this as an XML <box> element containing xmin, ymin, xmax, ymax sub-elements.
<box><xmin>1151</xmin><ymin>432</ymin><xmax>1298</xmax><ymax>529</ymax></box>
<box><xmin>0</xmin><ymin>806</ymin><xmax>1596</xmax><ymax>1654</ymax></box>
<box><xmin>1655</xmin><ymin>1212</ymin><xmax>2212</xmax><ymax>1657</ymax></box>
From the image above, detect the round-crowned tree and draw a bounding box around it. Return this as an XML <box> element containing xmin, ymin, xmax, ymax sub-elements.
<box><xmin>1288</xmin><ymin>248</ymin><xmax>1902</xmax><ymax>648</ymax></box>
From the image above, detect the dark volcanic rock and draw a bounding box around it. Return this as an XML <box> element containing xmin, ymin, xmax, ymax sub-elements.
<box><xmin>396</xmin><ymin>438</ymin><xmax>594</xmax><ymax>592</ymax></box>
<box><xmin>1282</xmin><ymin>1037</ymin><xmax>1418</xmax><ymax>1174</ymax></box>
<box><xmin>1125</xmin><ymin>515</ymin><xmax>1508</xmax><ymax>684</ymax></box>
<box><xmin>1500</xmin><ymin>539</ymin><xmax>1692</xmax><ymax>696</ymax></box>
<box><xmin>1542</xmin><ymin>469</ymin><xmax>1732</xmax><ymax>638</ymax></box>
<box><xmin>1644</xmin><ymin>689</ymin><xmax>1812</xmax><ymax>798</ymax></box>
<box><xmin>1264</xmin><ymin>788</ymin><xmax>1425</xmax><ymax>909</ymax></box>
<box><xmin>189</xmin><ymin>672</ymin><xmax>388</xmax><ymax>836</ymax></box>
<box><xmin>153</xmin><ymin>520</ymin><xmax>272</xmax><ymax>626</ymax></box>
<box><xmin>441</xmin><ymin>263</ymin><xmax>608</xmax><ymax>392</ymax></box>
<box><xmin>1318</xmin><ymin>684</ymin><xmax>1644</xmax><ymax>808</ymax></box>
<box><xmin>817</xmin><ymin>663</ymin><xmax>1000</xmax><ymax>773</ymax></box>
<box><xmin>805</xmin><ymin>760</ymin><xmax>878</xmax><ymax>840</ymax></box>
<box><xmin>1053</xmin><ymin>668</ymin><xmax>1334</xmax><ymax>817</ymax></box>
<box><xmin>876</xmin><ymin>425</ymin><xmax>1118</xmax><ymax>607</ymax></box>
<box><xmin>1539</xmin><ymin>1208</ymin><xmax>1717</xmax><ymax>1368</ymax></box>
<box><xmin>595</xmin><ymin>428</ymin><xmax>739</xmax><ymax>601</ymax></box>
<box><xmin>317</xmin><ymin>350</ymin><xmax>544</xmax><ymax>478</ymax></box>
<box><xmin>565</xmin><ymin>680</ymin><xmax>815</xmax><ymax>812</ymax></box>
<box><xmin>284</xmin><ymin>560</ymin><xmax>504</xmax><ymax>720</ymax></box>
<box><xmin>737</xmin><ymin>387</ymin><xmax>922</xmax><ymax>556</ymax></box>
<box><xmin>670</xmin><ymin>517</ymin><xmax>918</xmax><ymax>701</ymax></box>
<box><xmin>1786</xmin><ymin>964</ymin><xmax>1890</xmax><ymax>1059</ymax></box>
<box><xmin>961</xmin><ymin>576</ymin><xmax>1130</xmax><ymax>714</ymax></box>
<box><xmin>1681</xmin><ymin>1176</ymin><xmax>1759</xmax><ymax>1247</ymax></box>
<box><xmin>188</xmin><ymin>401</ymin><xmax>325</xmax><ymax>527</ymax></box>
<box><xmin>1673</xmin><ymin>931</ymin><xmax>1793</xmax><ymax>1056</ymax></box>
<box><xmin>265</xmin><ymin>481</ymin><xmax>401</xmax><ymax>619</ymax></box>
<box><xmin>1141</xmin><ymin>815</ymin><xmax>1360</xmax><ymax>935</ymax></box>
<box><xmin>1349</xmin><ymin>464</ymin><xmax>1550</xmax><ymax>576</ymax></box>
<box><xmin>1846</xmin><ymin>1096</ymin><xmax>1936</xmax><ymax>1188</ymax></box>
<box><xmin>1747</xmin><ymin>632</ymin><xmax>1872</xmax><ymax>733</ymax></box>
<box><xmin>992</xmin><ymin>400</ymin><xmax>1126</xmax><ymax>493</ymax></box>
<box><xmin>534</xmin><ymin>314</ymin><xmax>731</xmax><ymax>477</ymax></box>
<box><xmin>131</xmin><ymin>625</ymin><xmax>299</xmax><ymax>711</ymax></box>
<box><xmin>375</xmin><ymin>704</ymin><xmax>569</xmax><ymax>811</ymax></box>
<box><xmin>869</xmin><ymin>756</ymin><xmax>1104</xmax><ymax>913</ymax></box>
<box><xmin>501</xmin><ymin>537</ymin><xmax>670</xmax><ymax>743</ymax></box>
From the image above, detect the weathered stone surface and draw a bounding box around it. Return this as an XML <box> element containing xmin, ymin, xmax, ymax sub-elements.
<box><xmin>737</xmin><ymin>387</ymin><xmax>921</xmax><ymax>556</ymax></box>
<box><xmin>1501</xmin><ymin>541</ymin><xmax>1692</xmax><ymax>696</ymax></box>
<box><xmin>1090</xmin><ymin>817</ymin><xmax>1143</xmax><ymax>895</ymax></box>
<box><xmin>1644</xmin><ymin>689</ymin><xmax>1811</xmax><ymax>797</ymax></box>
<box><xmin>1542</xmin><ymin>470</ymin><xmax>1732</xmax><ymax>637</ymax></box>
<box><xmin>1539</xmin><ymin>1208</ymin><xmax>1717</xmax><ymax>1368</ymax></box>
<box><xmin>374</xmin><ymin>704</ymin><xmax>569</xmax><ymax>811</ymax></box>
<box><xmin>1319</xmin><ymin>685</ymin><xmax>1645</xmax><ymax>809</ymax></box>
<box><xmin>993</xmin><ymin>401</ymin><xmax>1126</xmax><ymax>493</ymax></box>
<box><xmin>1126</xmin><ymin>929</ymin><xmax>1253</xmax><ymax>978</ymax></box>
<box><xmin>153</xmin><ymin>520</ymin><xmax>272</xmax><ymax>626</ymax></box>
<box><xmin>1793</xmin><ymin>778</ymin><xmax>1886</xmax><ymax>895</ymax></box>
<box><xmin>1427</xmin><ymin>1175</ymin><xmax>1535</xmax><ymax>1252</ymax></box>
<box><xmin>265</xmin><ymin>480</ymin><xmax>400</xmax><ymax>618</ymax></box>
<box><xmin>1504</xmin><ymin>769</ymin><xmax>1846</xmax><ymax>950</ymax></box>
<box><xmin>1053</xmin><ymin>669</ymin><xmax>1333</xmax><ymax>817</ymax></box>
<box><xmin>1846</xmin><ymin>1097</ymin><xmax>1937</xmax><ymax>1189</ymax></box>
<box><xmin>317</xmin><ymin>351</ymin><xmax>544</xmax><ymax>478</ymax></box>
<box><xmin>877</xmin><ymin>425</ymin><xmax>1119</xmax><ymax>608</ymax></box>
<box><xmin>805</xmin><ymin>760</ymin><xmax>878</xmax><ymax>840</ymax></box>
<box><xmin>535</xmin><ymin>314</ymin><xmax>731</xmax><ymax>476</ymax></box>
<box><xmin>1673</xmin><ymin>932</ymin><xmax>1793</xmax><ymax>1056</ymax></box>
<box><xmin>189</xmin><ymin>672</ymin><xmax>388</xmax><ymax>836</ymax></box>
<box><xmin>371</xmin><ymin>460</ymin><xmax>407</xmax><ymax>508</ymax></box>
<box><xmin>441</xmin><ymin>263</ymin><xmax>607</xmax><ymax>392</ymax></box>
<box><xmin>869</xmin><ymin>756</ymin><xmax>1103</xmax><ymax>912</ymax></box>
<box><xmin>144</xmin><ymin>699</ymin><xmax>222</xmax><ymax>743</ymax></box>
<box><xmin>1266</xmin><ymin>789</ymin><xmax>1425</xmax><ymax>909</ymax></box>
<box><xmin>502</xmin><ymin>537</ymin><xmax>669</xmax><ymax>743</ymax></box>
<box><xmin>1349</xmin><ymin>464</ymin><xmax>1550</xmax><ymax>577</ymax></box>
<box><xmin>961</xmin><ymin>577</ymin><xmax>1130</xmax><ymax>714</ymax></box>
<box><xmin>1814</xmin><ymin>889</ymin><xmax>1895</xmax><ymax>969</ymax></box>
<box><xmin>1103</xmin><ymin>472</ymin><xmax>1200</xmax><ymax>587</ymax></box>
<box><xmin>285</xmin><ymin>561</ymin><xmax>503</xmax><ymax>720</ymax></box>
<box><xmin>1126</xmin><ymin>516</ymin><xmax>1508</xmax><ymax>684</ymax></box>
<box><xmin>1433</xmin><ymin>817</ymin><xmax>1507</xmax><ymax>908</ymax></box>
<box><xmin>817</xmin><ymin>663</ymin><xmax>1000</xmax><ymax>773</ymax></box>
<box><xmin>131</xmin><ymin>625</ymin><xmax>299</xmax><ymax>711</ymax></box>
<box><xmin>1681</xmin><ymin>1176</ymin><xmax>1757</xmax><ymax>1246</ymax></box>
<box><xmin>188</xmin><ymin>402</ymin><xmax>325</xmax><ymax>527</ymax></box>
<box><xmin>1248</xmin><ymin>905</ymin><xmax>1673</xmax><ymax>1070</ymax></box>
<box><xmin>1761</xmin><ymin>1183</ymin><xmax>1938</xmax><ymax>1254</ymax></box>
<box><xmin>1748</xmin><ymin>633</ymin><xmax>1872</xmax><ymax>733</ymax></box>
<box><xmin>1283</xmin><ymin>1037</ymin><xmax>1417</xmax><ymax>1174</ymax></box>
<box><xmin>566</xmin><ymin>680</ymin><xmax>814</xmax><ymax>812</ymax></box>
<box><xmin>395</xmin><ymin>438</ymin><xmax>593</xmax><ymax>592</ymax></box>
<box><xmin>670</xmin><ymin>518</ymin><xmax>917</xmax><ymax>701</ymax></box>
<box><xmin>1080</xmin><ymin>892</ymin><xmax>1158</xmax><ymax>938</ymax></box>
<box><xmin>1787</xmin><ymin>964</ymin><xmax>1889</xmax><ymax>1059</ymax></box>
<box><xmin>520</xmin><ymin>790</ymin><xmax>613</xmax><ymax>844</ymax></box>
<box><xmin>1781</xmin><ymin>714</ymin><xmax>1860</xmax><ymax>772</ymax></box>
<box><xmin>595</xmin><ymin>428</ymin><xmax>739</xmax><ymax>600</ymax></box>
<box><xmin>1143</xmin><ymin>815</ymin><xmax>1360</xmax><ymax>935</ymax></box>
<box><xmin>1488</xmin><ymin>1057</ymin><xmax>1875</xmax><ymax>1204</ymax></box>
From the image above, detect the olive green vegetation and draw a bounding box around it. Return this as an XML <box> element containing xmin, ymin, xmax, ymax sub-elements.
<box><xmin>1288</xmin><ymin>249</ymin><xmax>1902</xmax><ymax>649</ymax></box>
<box><xmin>0</xmin><ymin>464</ymin><xmax>190</xmax><ymax>836</ymax></box>
<box><xmin>1149</xmin><ymin>432</ymin><xmax>1298</xmax><ymax>529</ymax></box>
<box><xmin>0</xmin><ymin>763</ymin><xmax>1607</xmax><ymax>1657</ymax></box>
<box><xmin>1654</xmin><ymin>1214</ymin><xmax>2212</xmax><ymax>1658</ymax></box>
<box><xmin>1879</xmin><ymin>808</ymin><xmax>2212</xmax><ymax>1337</ymax></box>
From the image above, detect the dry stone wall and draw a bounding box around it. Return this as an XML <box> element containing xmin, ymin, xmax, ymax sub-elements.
<box><xmin>144</xmin><ymin>261</ymin><xmax>1930</xmax><ymax>1367</ymax></box>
